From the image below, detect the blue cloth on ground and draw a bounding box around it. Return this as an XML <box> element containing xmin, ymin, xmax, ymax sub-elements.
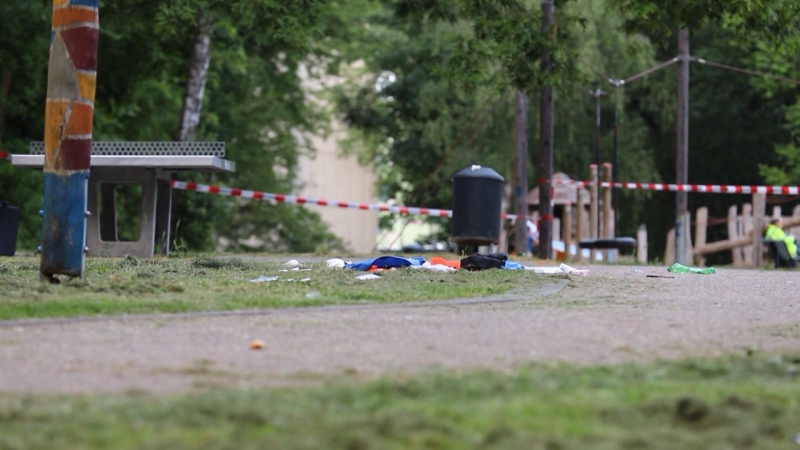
<box><xmin>503</xmin><ymin>260</ymin><xmax>525</xmax><ymax>270</ymax></box>
<box><xmin>345</xmin><ymin>256</ymin><xmax>424</xmax><ymax>271</ymax></box>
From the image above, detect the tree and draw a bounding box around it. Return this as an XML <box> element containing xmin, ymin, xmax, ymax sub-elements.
<box><xmin>608</xmin><ymin>0</ymin><xmax>800</xmax><ymax>48</ymax></box>
<box><xmin>0</xmin><ymin>0</ymin><xmax>51</xmax><ymax>250</ymax></box>
<box><xmin>336</xmin><ymin>0</ymin><xmax>663</xmax><ymax>245</ymax></box>
<box><xmin>752</xmin><ymin>38</ymin><xmax>800</xmax><ymax>187</ymax></box>
<box><xmin>0</xmin><ymin>0</ymin><xmax>346</xmax><ymax>253</ymax></box>
<box><xmin>389</xmin><ymin>0</ymin><xmax>588</xmax><ymax>90</ymax></box>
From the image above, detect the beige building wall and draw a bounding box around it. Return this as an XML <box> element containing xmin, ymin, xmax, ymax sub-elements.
<box><xmin>296</xmin><ymin>132</ymin><xmax>378</xmax><ymax>254</ymax></box>
<box><xmin>295</xmin><ymin>61</ymin><xmax>378</xmax><ymax>254</ymax></box>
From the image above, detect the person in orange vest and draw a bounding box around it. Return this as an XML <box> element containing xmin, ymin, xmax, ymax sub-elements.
<box><xmin>764</xmin><ymin>216</ymin><xmax>798</xmax><ymax>268</ymax></box>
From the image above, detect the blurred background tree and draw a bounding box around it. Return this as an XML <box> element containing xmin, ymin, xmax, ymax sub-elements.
<box><xmin>1</xmin><ymin>0</ymin><xmax>798</xmax><ymax>261</ymax></box>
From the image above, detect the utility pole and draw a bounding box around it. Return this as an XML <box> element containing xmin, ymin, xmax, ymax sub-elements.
<box><xmin>589</xmin><ymin>87</ymin><xmax>605</xmax><ymax>237</ymax></box>
<box><xmin>513</xmin><ymin>91</ymin><xmax>529</xmax><ymax>255</ymax></box>
<box><xmin>675</xmin><ymin>28</ymin><xmax>690</xmax><ymax>265</ymax></box>
<box><xmin>40</xmin><ymin>0</ymin><xmax>99</xmax><ymax>281</ymax></box>
<box><xmin>538</xmin><ymin>0</ymin><xmax>555</xmax><ymax>260</ymax></box>
<box><xmin>611</xmin><ymin>80</ymin><xmax>621</xmax><ymax>236</ymax></box>
<box><xmin>589</xmin><ymin>87</ymin><xmax>605</xmax><ymax>168</ymax></box>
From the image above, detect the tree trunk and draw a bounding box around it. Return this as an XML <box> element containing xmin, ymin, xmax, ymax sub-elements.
<box><xmin>538</xmin><ymin>0</ymin><xmax>555</xmax><ymax>260</ymax></box>
<box><xmin>675</xmin><ymin>27</ymin><xmax>690</xmax><ymax>264</ymax></box>
<box><xmin>175</xmin><ymin>9</ymin><xmax>212</xmax><ymax>142</ymax></box>
<box><xmin>171</xmin><ymin>10</ymin><xmax>214</xmax><ymax>252</ymax></box>
<box><xmin>0</xmin><ymin>72</ymin><xmax>12</xmax><ymax>142</ymax></box>
<box><xmin>513</xmin><ymin>90</ymin><xmax>528</xmax><ymax>256</ymax></box>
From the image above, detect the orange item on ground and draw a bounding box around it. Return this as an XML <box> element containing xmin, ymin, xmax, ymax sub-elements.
<box><xmin>430</xmin><ymin>256</ymin><xmax>461</xmax><ymax>269</ymax></box>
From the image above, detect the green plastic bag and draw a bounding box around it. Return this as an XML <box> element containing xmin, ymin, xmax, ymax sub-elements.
<box><xmin>667</xmin><ymin>263</ymin><xmax>716</xmax><ymax>274</ymax></box>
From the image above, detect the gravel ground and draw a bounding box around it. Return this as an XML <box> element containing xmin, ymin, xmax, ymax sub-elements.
<box><xmin>0</xmin><ymin>264</ymin><xmax>798</xmax><ymax>393</ymax></box>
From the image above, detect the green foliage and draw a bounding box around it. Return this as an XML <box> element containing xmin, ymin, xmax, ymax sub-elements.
<box><xmin>336</xmin><ymin>8</ymin><xmax>516</xmax><ymax>212</ymax></box>
<box><xmin>752</xmin><ymin>41</ymin><xmax>800</xmax><ymax>187</ymax></box>
<box><xmin>337</xmin><ymin>0</ymin><xmax>662</xmax><ymax>241</ymax></box>
<box><xmin>608</xmin><ymin>0</ymin><xmax>800</xmax><ymax>50</ymax></box>
<box><xmin>153</xmin><ymin>0</ymin><xmax>329</xmax><ymax>50</ymax></box>
<box><xmin>0</xmin><ymin>0</ymin><xmax>345</xmax><ymax>253</ymax></box>
<box><xmin>0</xmin><ymin>0</ymin><xmax>49</xmax><ymax>253</ymax></box>
<box><xmin>4</xmin><ymin>0</ymin><xmax>800</xmax><ymax>258</ymax></box>
<box><xmin>389</xmin><ymin>0</ymin><xmax>586</xmax><ymax>91</ymax></box>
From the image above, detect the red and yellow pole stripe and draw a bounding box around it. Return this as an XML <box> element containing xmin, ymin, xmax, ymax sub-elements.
<box><xmin>40</xmin><ymin>0</ymin><xmax>98</xmax><ymax>280</ymax></box>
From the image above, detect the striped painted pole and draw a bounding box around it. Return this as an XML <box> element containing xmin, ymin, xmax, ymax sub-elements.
<box><xmin>40</xmin><ymin>0</ymin><xmax>98</xmax><ymax>280</ymax></box>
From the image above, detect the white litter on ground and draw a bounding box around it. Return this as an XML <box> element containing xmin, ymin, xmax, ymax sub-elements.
<box><xmin>524</xmin><ymin>263</ymin><xmax>590</xmax><ymax>277</ymax></box>
<box><xmin>279</xmin><ymin>268</ymin><xmax>312</xmax><ymax>272</ymax></box>
<box><xmin>411</xmin><ymin>262</ymin><xmax>456</xmax><ymax>272</ymax></box>
<box><xmin>356</xmin><ymin>274</ymin><xmax>381</xmax><ymax>280</ymax></box>
<box><xmin>326</xmin><ymin>258</ymin><xmax>346</xmax><ymax>268</ymax></box>
<box><xmin>284</xmin><ymin>259</ymin><xmax>301</xmax><ymax>267</ymax></box>
<box><xmin>250</xmin><ymin>275</ymin><xmax>279</xmax><ymax>283</ymax></box>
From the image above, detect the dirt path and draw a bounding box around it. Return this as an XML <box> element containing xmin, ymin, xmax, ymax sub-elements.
<box><xmin>1</xmin><ymin>265</ymin><xmax>798</xmax><ymax>393</ymax></box>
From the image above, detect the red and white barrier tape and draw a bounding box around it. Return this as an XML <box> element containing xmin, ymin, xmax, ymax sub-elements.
<box><xmin>553</xmin><ymin>180</ymin><xmax>800</xmax><ymax>195</ymax></box>
<box><xmin>0</xmin><ymin>150</ymin><xmax>9</xmax><ymax>160</ymax></box>
<box><xmin>171</xmin><ymin>180</ymin><xmax>530</xmax><ymax>220</ymax></box>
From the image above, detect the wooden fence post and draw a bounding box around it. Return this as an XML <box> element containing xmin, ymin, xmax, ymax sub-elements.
<box><xmin>589</xmin><ymin>164</ymin><xmax>599</xmax><ymax>262</ymax></box>
<box><xmin>742</xmin><ymin>203</ymin><xmax>753</xmax><ymax>266</ymax></box>
<box><xmin>791</xmin><ymin>205</ymin><xmax>800</xmax><ymax>237</ymax></box>
<box><xmin>636</xmin><ymin>224</ymin><xmax>647</xmax><ymax>263</ymax></box>
<box><xmin>728</xmin><ymin>205</ymin><xmax>743</xmax><ymax>266</ymax></box>
<box><xmin>563</xmin><ymin>203</ymin><xmax>572</xmax><ymax>262</ymax></box>
<box><xmin>666</xmin><ymin>228</ymin><xmax>675</xmax><ymax>265</ymax></box>
<box><xmin>752</xmin><ymin>193</ymin><xmax>766</xmax><ymax>267</ymax></box>
<box><xmin>575</xmin><ymin>185</ymin><xmax>584</xmax><ymax>262</ymax></box>
<box><xmin>602</xmin><ymin>163</ymin><xmax>613</xmax><ymax>261</ymax></box>
<box><xmin>694</xmin><ymin>207</ymin><xmax>707</xmax><ymax>266</ymax></box>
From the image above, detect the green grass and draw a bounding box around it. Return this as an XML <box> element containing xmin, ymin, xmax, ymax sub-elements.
<box><xmin>1</xmin><ymin>353</ymin><xmax>799</xmax><ymax>449</ymax></box>
<box><xmin>0</xmin><ymin>256</ymin><xmax>543</xmax><ymax>321</ymax></box>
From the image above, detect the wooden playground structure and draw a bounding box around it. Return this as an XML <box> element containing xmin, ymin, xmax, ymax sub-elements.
<box><xmin>525</xmin><ymin>163</ymin><xmax>798</xmax><ymax>267</ymax></box>
<box><xmin>665</xmin><ymin>194</ymin><xmax>800</xmax><ymax>267</ymax></box>
<box><xmin>527</xmin><ymin>163</ymin><xmax>644</xmax><ymax>263</ymax></box>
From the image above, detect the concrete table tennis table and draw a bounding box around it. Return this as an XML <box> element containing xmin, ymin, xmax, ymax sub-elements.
<box><xmin>12</xmin><ymin>142</ymin><xmax>235</xmax><ymax>258</ymax></box>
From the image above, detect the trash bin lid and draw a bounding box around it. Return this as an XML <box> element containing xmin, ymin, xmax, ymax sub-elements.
<box><xmin>451</xmin><ymin>165</ymin><xmax>504</xmax><ymax>182</ymax></box>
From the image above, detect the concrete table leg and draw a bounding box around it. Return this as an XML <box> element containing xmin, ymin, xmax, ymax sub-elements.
<box><xmin>86</xmin><ymin>175</ymin><xmax>102</xmax><ymax>256</ymax></box>
<box><xmin>85</xmin><ymin>168</ymin><xmax>157</xmax><ymax>258</ymax></box>
<box><xmin>155</xmin><ymin>176</ymin><xmax>172</xmax><ymax>255</ymax></box>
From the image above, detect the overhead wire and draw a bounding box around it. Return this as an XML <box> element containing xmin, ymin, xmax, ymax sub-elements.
<box><xmin>621</xmin><ymin>57</ymin><xmax>679</xmax><ymax>84</ymax></box>
<box><xmin>692</xmin><ymin>56</ymin><xmax>800</xmax><ymax>86</ymax></box>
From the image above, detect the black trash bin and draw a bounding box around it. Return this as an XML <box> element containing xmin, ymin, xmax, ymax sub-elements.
<box><xmin>0</xmin><ymin>201</ymin><xmax>20</xmax><ymax>256</ymax></box>
<box><xmin>450</xmin><ymin>166</ymin><xmax>504</xmax><ymax>247</ymax></box>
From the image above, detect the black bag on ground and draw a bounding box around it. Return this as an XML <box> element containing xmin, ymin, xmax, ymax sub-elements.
<box><xmin>460</xmin><ymin>253</ymin><xmax>508</xmax><ymax>271</ymax></box>
<box><xmin>0</xmin><ymin>201</ymin><xmax>20</xmax><ymax>257</ymax></box>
